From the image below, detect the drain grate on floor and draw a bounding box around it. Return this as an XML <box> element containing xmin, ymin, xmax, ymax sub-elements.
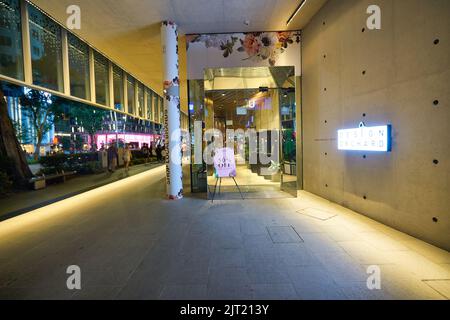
<box><xmin>297</xmin><ymin>207</ymin><xmax>337</xmax><ymax>221</ymax></box>
<box><xmin>266</xmin><ymin>226</ymin><xmax>304</xmax><ymax>243</ymax></box>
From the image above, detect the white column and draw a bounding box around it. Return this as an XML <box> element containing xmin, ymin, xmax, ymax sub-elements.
<box><xmin>161</xmin><ymin>21</ymin><xmax>183</xmax><ymax>200</ymax></box>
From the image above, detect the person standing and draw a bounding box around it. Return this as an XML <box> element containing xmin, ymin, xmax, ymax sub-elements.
<box><xmin>149</xmin><ymin>143</ymin><xmax>154</xmax><ymax>162</ymax></box>
<box><xmin>156</xmin><ymin>143</ymin><xmax>162</xmax><ymax>162</ymax></box>
<box><xmin>107</xmin><ymin>143</ymin><xmax>118</xmax><ymax>172</ymax></box>
<box><xmin>123</xmin><ymin>144</ymin><xmax>132</xmax><ymax>172</ymax></box>
<box><xmin>141</xmin><ymin>144</ymin><xmax>149</xmax><ymax>164</ymax></box>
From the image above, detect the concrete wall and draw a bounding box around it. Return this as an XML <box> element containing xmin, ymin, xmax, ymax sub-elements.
<box><xmin>302</xmin><ymin>0</ymin><xmax>450</xmax><ymax>250</ymax></box>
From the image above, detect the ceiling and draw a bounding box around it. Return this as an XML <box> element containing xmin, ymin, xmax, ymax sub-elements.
<box><xmin>206</xmin><ymin>89</ymin><xmax>261</xmax><ymax>130</ymax></box>
<box><xmin>30</xmin><ymin>0</ymin><xmax>327</xmax><ymax>99</ymax></box>
<box><xmin>204</xmin><ymin>66</ymin><xmax>295</xmax><ymax>91</ymax></box>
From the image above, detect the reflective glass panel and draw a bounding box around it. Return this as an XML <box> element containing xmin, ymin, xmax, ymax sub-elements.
<box><xmin>68</xmin><ymin>33</ymin><xmax>90</xmax><ymax>100</ymax></box>
<box><xmin>146</xmin><ymin>89</ymin><xmax>153</xmax><ymax>121</ymax></box>
<box><xmin>0</xmin><ymin>0</ymin><xmax>24</xmax><ymax>80</ymax></box>
<box><xmin>112</xmin><ymin>64</ymin><xmax>123</xmax><ymax>111</ymax></box>
<box><xmin>137</xmin><ymin>82</ymin><xmax>144</xmax><ymax>117</ymax></box>
<box><xmin>153</xmin><ymin>93</ymin><xmax>159</xmax><ymax>122</ymax></box>
<box><xmin>126</xmin><ymin>75</ymin><xmax>135</xmax><ymax>115</ymax></box>
<box><xmin>29</xmin><ymin>4</ymin><xmax>63</xmax><ymax>91</ymax></box>
<box><xmin>94</xmin><ymin>51</ymin><xmax>109</xmax><ymax>106</ymax></box>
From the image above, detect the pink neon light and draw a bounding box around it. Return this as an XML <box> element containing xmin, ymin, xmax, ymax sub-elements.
<box><xmin>95</xmin><ymin>133</ymin><xmax>160</xmax><ymax>150</ymax></box>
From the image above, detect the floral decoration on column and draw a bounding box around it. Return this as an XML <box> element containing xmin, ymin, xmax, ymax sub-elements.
<box><xmin>161</xmin><ymin>21</ymin><xmax>183</xmax><ymax>200</ymax></box>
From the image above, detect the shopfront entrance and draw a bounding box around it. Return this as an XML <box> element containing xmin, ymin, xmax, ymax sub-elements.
<box><xmin>188</xmin><ymin>66</ymin><xmax>300</xmax><ymax>199</ymax></box>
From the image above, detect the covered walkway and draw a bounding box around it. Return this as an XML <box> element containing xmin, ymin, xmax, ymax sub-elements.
<box><xmin>0</xmin><ymin>167</ymin><xmax>448</xmax><ymax>300</ymax></box>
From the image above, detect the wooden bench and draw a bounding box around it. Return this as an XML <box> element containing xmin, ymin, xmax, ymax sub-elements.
<box><xmin>29</xmin><ymin>170</ymin><xmax>77</xmax><ymax>190</ymax></box>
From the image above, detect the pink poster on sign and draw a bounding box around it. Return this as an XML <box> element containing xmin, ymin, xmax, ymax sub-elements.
<box><xmin>213</xmin><ymin>148</ymin><xmax>236</xmax><ymax>178</ymax></box>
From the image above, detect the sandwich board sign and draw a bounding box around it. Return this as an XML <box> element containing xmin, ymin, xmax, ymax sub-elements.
<box><xmin>213</xmin><ymin>147</ymin><xmax>236</xmax><ymax>178</ymax></box>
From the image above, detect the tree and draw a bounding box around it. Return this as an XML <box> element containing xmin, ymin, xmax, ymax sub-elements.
<box><xmin>19</xmin><ymin>89</ymin><xmax>63</xmax><ymax>160</ymax></box>
<box><xmin>0</xmin><ymin>88</ymin><xmax>33</xmax><ymax>187</ymax></box>
<box><xmin>11</xmin><ymin>118</ymin><xmax>33</xmax><ymax>145</ymax></box>
<box><xmin>69</xmin><ymin>104</ymin><xmax>106</xmax><ymax>151</ymax></box>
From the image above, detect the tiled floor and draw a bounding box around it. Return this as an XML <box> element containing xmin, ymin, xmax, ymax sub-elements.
<box><xmin>0</xmin><ymin>166</ymin><xmax>449</xmax><ymax>300</ymax></box>
<box><xmin>207</xmin><ymin>165</ymin><xmax>291</xmax><ymax>200</ymax></box>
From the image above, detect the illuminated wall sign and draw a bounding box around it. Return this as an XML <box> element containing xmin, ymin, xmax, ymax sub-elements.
<box><xmin>338</xmin><ymin>122</ymin><xmax>392</xmax><ymax>152</ymax></box>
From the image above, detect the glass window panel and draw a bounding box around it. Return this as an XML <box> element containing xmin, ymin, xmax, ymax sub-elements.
<box><xmin>67</xmin><ymin>33</ymin><xmax>90</xmax><ymax>100</ymax></box>
<box><xmin>126</xmin><ymin>75</ymin><xmax>135</xmax><ymax>115</ymax></box>
<box><xmin>146</xmin><ymin>89</ymin><xmax>153</xmax><ymax>121</ymax></box>
<box><xmin>93</xmin><ymin>51</ymin><xmax>109</xmax><ymax>106</ymax></box>
<box><xmin>0</xmin><ymin>0</ymin><xmax>24</xmax><ymax>80</ymax></box>
<box><xmin>112</xmin><ymin>64</ymin><xmax>123</xmax><ymax>111</ymax></box>
<box><xmin>28</xmin><ymin>4</ymin><xmax>63</xmax><ymax>91</ymax></box>
<box><xmin>137</xmin><ymin>82</ymin><xmax>144</xmax><ymax>118</ymax></box>
<box><xmin>153</xmin><ymin>93</ymin><xmax>159</xmax><ymax>122</ymax></box>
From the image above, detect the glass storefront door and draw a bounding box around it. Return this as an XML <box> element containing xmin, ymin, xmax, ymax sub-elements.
<box><xmin>280</xmin><ymin>88</ymin><xmax>297</xmax><ymax>197</ymax></box>
<box><xmin>195</xmin><ymin>66</ymin><xmax>298</xmax><ymax>200</ymax></box>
